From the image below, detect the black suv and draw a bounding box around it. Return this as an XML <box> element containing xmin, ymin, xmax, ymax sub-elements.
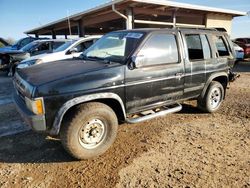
<box><xmin>13</xmin><ymin>28</ymin><xmax>236</xmax><ymax>159</ymax></box>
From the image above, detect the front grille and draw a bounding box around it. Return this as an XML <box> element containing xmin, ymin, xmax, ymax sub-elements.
<box><xmin>13</xmin><ymin>73</ymin><xmax>33</xmax><ymax>99</ymax></box>
<box><xmin>17</xmin><ymin>89</ymin><xmax>25</xmax><ymax>103</ymax></box>
<box><xmin>14</xmin><ymin>73</ymin><xmax>26</xmax><ymax>94</ymax></box>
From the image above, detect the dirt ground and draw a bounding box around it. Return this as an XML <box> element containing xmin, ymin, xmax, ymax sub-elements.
<box><xmin>0</xmin><ymin>62</ymin><xmax>249</xmax><ymax>188</ymax></box>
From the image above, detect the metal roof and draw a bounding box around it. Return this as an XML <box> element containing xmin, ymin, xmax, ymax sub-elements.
<box><xmin>25</xmin><ymin>0</ymin><xmax>247</xmax><ymax>34</ymax></box>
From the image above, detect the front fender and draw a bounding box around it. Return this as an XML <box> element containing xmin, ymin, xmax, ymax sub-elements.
<box><xmin>50</xmin><ymin>92</ymin><xmax>126</xmax><ymax>135</ymax></box>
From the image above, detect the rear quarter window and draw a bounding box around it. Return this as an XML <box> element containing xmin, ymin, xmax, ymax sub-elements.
<box><xmin>213</xmin><ymin>36</ymin><xmax>230</xmax><ymax>57</ymax></box>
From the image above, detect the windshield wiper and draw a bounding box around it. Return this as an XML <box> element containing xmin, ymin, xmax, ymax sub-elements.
<box><xmin>82</xmin><ymin>55</ymin><xmax>112</xmax><ymax>64</ymax></box>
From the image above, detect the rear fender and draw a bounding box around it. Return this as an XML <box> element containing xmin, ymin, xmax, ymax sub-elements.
<box><xmin>201</xmin><ymin>72</ymin><xmax>229</xmax><ymax>99</ymax></box>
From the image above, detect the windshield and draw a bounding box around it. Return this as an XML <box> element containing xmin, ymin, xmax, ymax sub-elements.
<box><xmin>83</xmin><ymin>32</ymin><xmax>145</xmax><ymax>63</ymax></box>
<box><xmin>54</xmin><ymin>40</ymin><xmax>76</xmax><ymax>52</ymax></box>
<box><xmin>12</xmin><ymin>38</ymin><xmax>22</xmax><ymax>46</ymax></box>
<box><xmin>20</xmin><ymin>41</ymin><xmax>39</xmax><ymax>51</ymax></box>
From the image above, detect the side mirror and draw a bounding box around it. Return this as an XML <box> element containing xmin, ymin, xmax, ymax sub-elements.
<box><xmin>69</xmin><ymin>47</ymin><xmax>78</xmax><ymax>54</ymax></box>
<box><xmin>131</xmin><ymin>55</ymin><xmax>146</xmax><ymax>69</ymax></box>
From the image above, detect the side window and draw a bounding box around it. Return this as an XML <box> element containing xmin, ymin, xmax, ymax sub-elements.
<box><xmin>185</xmin><ymin>34</ymin><xmax>203</xmax><ymax>60</ymax></box>
<box><xmin>37</xmin><ymin>42</ymin><xmax>50</xmax><ymax>51</ymax></box>
<box><xmin>74</xmin><ymin>42</ymin><xmax>88</xmax><ymax>52</ymax></box>
<box><xmin>83</xmin><ymin>40</ymin><xmax>94</xmax><ymax>50</ymax></box>
<box><xmin>137</xmin><ymin>33</ymin><xmax>179</xmax><ymax>66</ymax></box>
<box><xmin>53</xmin><ymin>42</ymin><xmax>65</xmax><ymax>50</ymax></box>
<box><xmin>200</xmin><ymin>35</ymin><xmax>211</xmax><ymax>59</ymax></box>
<box><xmin>214</xmin><ymin>36</ymin><xmax>230</xmax><ymax>57</ymax></box>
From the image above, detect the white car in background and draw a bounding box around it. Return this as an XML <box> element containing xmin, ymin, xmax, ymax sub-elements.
<box><xmin>233</xmin><ymin>42</ymin><xmax>244</xmax><ymax>61</ymax></box>
<box><xmin>17</xmin><ymin>35</ymin><xmax>101</xmax><ymax>68</ymax></box>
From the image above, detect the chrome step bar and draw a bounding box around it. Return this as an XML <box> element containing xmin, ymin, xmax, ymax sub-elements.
<box><xmin>126</xmin><ymin>103</ymin><xmax>182</xmax><ymax>124</ymax></box>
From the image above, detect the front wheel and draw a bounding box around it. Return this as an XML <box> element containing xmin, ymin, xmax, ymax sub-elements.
<box><xmin>198</xmin><ymin>81</ymin><xmax>224</xmax><ymax>113</ymax></box>
<box><xmin>60</xmin><ymin>102</ymin><xmax>118</xmax><ymax>160</ymax></box>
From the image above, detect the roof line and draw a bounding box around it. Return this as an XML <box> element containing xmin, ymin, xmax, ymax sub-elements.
<box><xmin>134</xmin><ymin>0</ymin><xmax>247</xmax><ymax>16</ymax></box>
<box><xmin>25</xmin><ymin>0</ymin><xmax>126</xmax><ymax>34</ymax></box>
<box><xmin>25</xmin><ymin>0</ymin><xmax>247</xmax><ymax>34</ymax></box>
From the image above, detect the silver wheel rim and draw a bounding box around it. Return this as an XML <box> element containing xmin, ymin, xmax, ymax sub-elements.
<box><xmin>78</xmin><ymin>119</ymin><xmax>106</xmax><ymax>149</ymax></box>
<box><xmin>210</xmin><ymin>87</ymin><xmax>221</xmax><ymax>109</ymax></box>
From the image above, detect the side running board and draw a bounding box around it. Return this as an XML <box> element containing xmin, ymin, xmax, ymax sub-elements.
<box><xmin>126</xmin><ymin>103</ymin><xmax>182</xmax><ymax>124</ymax></box>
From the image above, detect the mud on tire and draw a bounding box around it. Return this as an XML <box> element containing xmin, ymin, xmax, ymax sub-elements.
<box><xmin>60</xmin><ymin>102</ymin><xmax>118</xmax><ymax>160</ymax></box>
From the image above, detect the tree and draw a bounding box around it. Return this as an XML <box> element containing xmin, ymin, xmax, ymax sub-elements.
<box><xmin>5</xmin><ymin>37</ymin><xmax>15</xmax><ymax>45</ymax></box>
<box><xmin>0</xmin><ymin>42</ymin><xmax>4</xmax><ymax>48</ymax></box>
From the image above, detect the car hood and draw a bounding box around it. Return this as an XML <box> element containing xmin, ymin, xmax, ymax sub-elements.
<box><xmin>17</xmin><ymin>59</ymin><xmax>114</xmax><ymax>86</ymax></box>
<box><xmin>0</xmin><ymin>46</ymin><xmax>18</xmax><ymax>53</ymax></box>
<box><xmin>0</xmin><ymin>49</ymin><xmax>26</xmax><ymax>55</ymax></box>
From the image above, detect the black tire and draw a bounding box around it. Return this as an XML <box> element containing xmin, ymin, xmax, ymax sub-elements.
<box><xmin>60</xmin><ymin>102</ymin><xmax>118</xmax><ymax>160</ymax></box>
<box><xmin>197</xmin><ymin>81</ymin><xmax>224</xmax><ymax>113</ymax></box>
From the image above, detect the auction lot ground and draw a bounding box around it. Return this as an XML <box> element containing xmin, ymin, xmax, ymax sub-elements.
<box><xmin>0</xmin><ymin>62</ymin><xmax>249</xmax><ymax>188</ymax></box>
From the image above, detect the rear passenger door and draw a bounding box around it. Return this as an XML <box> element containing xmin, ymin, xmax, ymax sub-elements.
<box><xmin>182</xmin><ymin>32</ymin><xmax>212</xmax><ymax>98</ymax></box>
<box><xmin>125</xmin><ymin>31</ymin><xmax>185</xmax><ymax>114</ymax></box>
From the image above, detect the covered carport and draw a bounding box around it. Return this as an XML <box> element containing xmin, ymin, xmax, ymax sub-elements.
<box><xmin>25</xmin><ymin>0</ymin><xmax>246</xmax><ymax>38</ymax></box>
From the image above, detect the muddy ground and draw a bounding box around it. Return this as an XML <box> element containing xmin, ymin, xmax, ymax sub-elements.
<box><xmin>0</xmin><ymin>62</ymin><xmax>249</xmax><ymax>188</ymax></box>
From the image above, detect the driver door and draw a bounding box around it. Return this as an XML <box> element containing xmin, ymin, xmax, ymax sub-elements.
<box><xmin>125</xmin><ymin>31</ymin><xmax>185</xmax><ymax>114</ymax></box>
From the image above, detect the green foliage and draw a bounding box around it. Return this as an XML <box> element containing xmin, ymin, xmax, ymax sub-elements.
<box><xmin>0</xmin><ymin>42</ymin><xmax>4</xmax><ymax>48</ymax></box>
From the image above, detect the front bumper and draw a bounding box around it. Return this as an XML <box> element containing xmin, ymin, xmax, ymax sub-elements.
<box><xmin>13</xmin><ymin>92</ymin><xmax>47</xmax><ymax>132</ymax></box>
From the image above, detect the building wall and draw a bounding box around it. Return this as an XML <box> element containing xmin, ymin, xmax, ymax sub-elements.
<box><xmin>206</xmin><ymin>14</ymin><xmax>233</xmax><ymax>35</ymax></box>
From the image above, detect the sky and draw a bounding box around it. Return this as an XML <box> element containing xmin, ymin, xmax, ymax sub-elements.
<box><xmin>0</xmin><ymin>0</ymin><xmax>249</xmax><ymax>40</ymax></box>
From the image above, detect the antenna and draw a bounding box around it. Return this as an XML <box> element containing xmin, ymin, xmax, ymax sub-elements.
<box><xmin>67</xmin><ymin>10</ymin><xmax>72</xmax><ymax>36</ymax></box>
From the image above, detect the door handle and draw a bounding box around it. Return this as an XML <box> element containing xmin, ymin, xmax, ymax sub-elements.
<box><xmin>175</xmin><ymin>73</ymin><xmax>184</xmax><ymax>80</ymax></box>
<box><xmin>175</xmin><ymin>73</ymin><xmax>183</xmax><ymax>77</ymax></box>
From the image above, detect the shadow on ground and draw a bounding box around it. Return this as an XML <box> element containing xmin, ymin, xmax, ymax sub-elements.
<box><xmin>233</xmin><ymin>60</ymin><xmax>250</xmax><ymax>73</ymax></box>
<box><xmin>0</xmin><ymin>131</ymin><xmax>76</xmax><ymax>163</ymax></box>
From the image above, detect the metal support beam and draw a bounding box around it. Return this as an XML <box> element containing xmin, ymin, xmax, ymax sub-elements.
<box><xmin>65</xmin><ymin>34</ymin><xmax>68</xmax><ymax>39</ymax></box>
<box><xmin>51</xmin><ymin>29</ymin><xmax>56</xmax><ymax>39</ymax></box>
<box><xmin>78</xmin><ymin>20</ymin><xmax>85</xmax><ymax>37</ymax></box>
<box><xmin>112</xmin><ymin>3</ymin><xmax>128</xmax><ymax>30</ymax></box>
<box><xmin>134</xmin><ymin>19</ymin><xmax>174</xmax><ymax>26</ymax></box>
<box><xmin>35</xmin><ymin>33</ymin><xmax>39</xmax><ymax>38</ymax></box>
<box><xmin>172</xmin><ymin>9</ymin><xmax>177</xmax><ymax>28</ymax></box>
<box><xmin>176</xmin><ymin>23</ymin><xmax>205</xmax><ymax>28</ymax></box>
<box><xmin>126</xmin><ymin>8</ymin><xmax>134</xmax><ymax>29</ymax></box>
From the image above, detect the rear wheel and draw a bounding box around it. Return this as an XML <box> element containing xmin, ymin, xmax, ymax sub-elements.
<box><xmin>60</xmin><ymin>102</ymin><xmax>118</xmax><ymax>160</ymax></box>
<box><xmin>198</xmin><ymin>81</ymin><xmax>224</xmax><ymax>113</ymax></box>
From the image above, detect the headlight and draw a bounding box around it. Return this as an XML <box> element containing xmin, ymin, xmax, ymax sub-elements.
<box><xmin>17</xmin><ymin>59</ymin><xmax>42</xmax><ymax>69</ymax></box>
<box><xmin>25</xmin><ymin>97</ymin><xmax>45</xmax><ymax>115</ymax></box>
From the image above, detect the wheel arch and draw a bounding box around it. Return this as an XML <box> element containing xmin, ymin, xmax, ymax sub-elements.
<box><xmin>50</xmin><ymin>93</ymin><xmax>126</xmax><ymax>135</ymax></box>
<box><xmin>201</xmin><ymin>72</ymin><xmax>229</xmax><ymax>99</ymax></box>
